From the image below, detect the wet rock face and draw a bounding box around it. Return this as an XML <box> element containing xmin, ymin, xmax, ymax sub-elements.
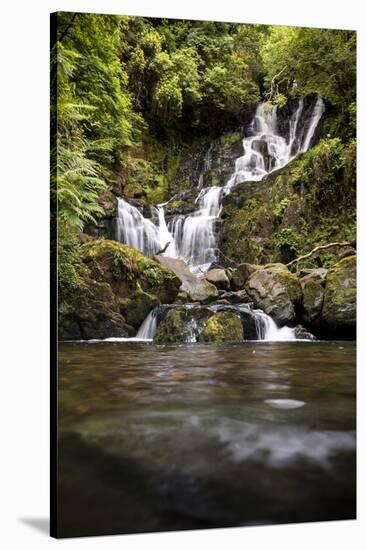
<box><xmin>58</xmin><ymin>280</ymin><xmax>131</xmax><ymax>340</ymax></box>
<box><xmin>321</xmin><ymin>255</ymin><xmax>356</xmax><ymax>338</ymax></box>
<box><xmin>231</xmin><ymin>263</ymin><xmax>260</xmax><ymax>291</ymax></box>
<box><xmin>154</xmin><ymin>307</ymin><xmax>210</xmax><ymax>344</ymax></box>
<box><xmin>299</xmin><ymin>268</ymin><xmax>327</xmax><ymax>324</ymax></box>
<box><xmin>168</xmin><ymin>132</ymin><xmax>243</xmax><ymax>200</ymax></box>
<box><xmin>206</xmin><ymin>268</ymin><xmax>231</xmax><ymax>290</ymax></box>
<box><xmin>244</xmin><ymin>264</ymin><xmax>302</xmax><ymax>326</ymax></box>
<box><xmin>294</xmin><ymin>325</ymin><xmax>316</xmax><ymax>340</ymax></box>
<box><xmin>154</xmin><ymin>255</ymin><xmax>218</xmax><ymax>302</ymax></box>
<box><xmin>198</xmin><ymin>311</ymin><xmax>244</xmax><ymax>343</ymax></box>
<box><xmin>59</xmin><ymin>239</ymin><xmax>181</xmax><ymax>340</ymax></box>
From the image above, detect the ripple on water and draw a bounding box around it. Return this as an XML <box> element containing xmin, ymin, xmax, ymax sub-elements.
<box><xmin>264</xmin><ymin>399</ymin><xmax>306</xmax><ymax>409</ymax></box>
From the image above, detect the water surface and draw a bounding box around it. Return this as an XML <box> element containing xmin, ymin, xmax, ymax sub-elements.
<box><xmin>58</xmin><ymin>341</ymin><xmax>356</xmax><ymax>537</ymax></box>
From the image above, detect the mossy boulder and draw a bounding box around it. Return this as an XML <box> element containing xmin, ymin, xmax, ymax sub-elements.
<box><xmin>321</xmin><ymin>255</ymin><xmax>356</xmax><ymax>338</ymax></box>
<box><xmin>198</xmin><ymin>311</ymin><xmax>244</xmax><ymax>342</ymax></box>
<box><xmin>299</xmin><ymin>268</ymin><xmax>327</xmax><ymax>324</ymax></box>
<box><xmin>59</xmin><ymin>239</ymin><xmax>180</xmax><ymax>340</ymax></box>
<box><xmin>154</xmin><ymin>255</ymin><xmax>218</xmax><ymax>302</ymax></box>
<box><xmin>206</xmin><ymin>268</ymin><xmax>231</xmax><ymax>290</ymax></box>
<box><xmin>58</xmin><ymin>279</ymin><xmax>131</xmax><ymax>340</ymax></box>
<box><xmin>154</xmin><ymin>306</ymin><xmax>210</xmax><ymax>344</ymax></box>
<box><xmin>245</xmin><ymin>264</ymin><xmax>302</xmax><ymax>326</ymax></box>
<box><xmin>231</xmin><ymin>263</ymin><xmax>259</xmax><ymax>290</ymax></box>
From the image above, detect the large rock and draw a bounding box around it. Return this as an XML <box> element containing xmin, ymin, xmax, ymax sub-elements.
<box><xmin>58</xmin><ymin>280</ymin><xmax>131</xmax><ymax>340</ymax></box>
<box><xmin>154</xmin><ymin>306</ymin><xmax>210</xmax><ymax>344</ymax></box>
<box><xmin>299</xmin><ymin>268</ymin><xmax>327</xmax><ymax>324</ymax></box>
<box><xmin>219</xmin><ymin>290</ymin><xmax>252</xmax><ymax>304</ymax></box>
<box><xmin>231</xmin><ymin>263</ymin><xmax>259</xmax><ymax>290</ymax></box>
<box><xmin>206</xmin><ymin>268</ymin><xmax>231</xmax><ymax>290</ymax></box>
<box><xmin>155</xmin><ymin>255</ymin><xmax>218</xmax><ymax>302</ymax></box>
<box><xmin>198</xmin><ymin>312</ymin><xmax>244</xmax><ymax>342</ymax></box>
<box><xmin>321</xmin><ymin>255</ymin><xmax>356</xmax><ymax>338</ymax></box>
<box><xmin>245</xmin><ymin>264</ymin><xmax>302</xmax><ymax>326</ymax></box>
<box><xmin>59</xmin><ymin>239</ymin><xmax>180</xmax><ymax>340</ymax></box>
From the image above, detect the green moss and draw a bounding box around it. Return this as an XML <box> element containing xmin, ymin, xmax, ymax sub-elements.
<box><xmin>165</xmin><ymin>199</ymin><xmax>185</xmax><ymax>211</ymax></box>
<box><xmin>199</xmin><ymin>312</ymin><xmax>243</xmax><ymax>342</ymax></box>
<box><xmin>154</xmin><ymin>308</ymin><xmax>187</xmax><ymax>344</ymax></box>
<box><xmin>322</xmin><ymin>255</ymin><xmax>356</xmax><ymax>331</ymax></box>
<box><xmin>221</xmin><ymin>137</ymin><xmax>356</xmax><ymax>267</ymax></box>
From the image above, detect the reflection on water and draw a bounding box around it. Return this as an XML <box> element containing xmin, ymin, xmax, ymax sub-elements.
<box><xmin>58</xmin><ymin>341</ymin><xmax>356</xmax><ymax>537</ymax></box>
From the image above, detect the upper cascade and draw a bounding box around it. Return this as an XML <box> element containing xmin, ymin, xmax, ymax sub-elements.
<box><xmin>115</xmin><ymin>96</ymin><xmax>325</xmax><ymax>272</ymax></box>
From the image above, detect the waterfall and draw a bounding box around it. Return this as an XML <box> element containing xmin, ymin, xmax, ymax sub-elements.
<box><xmin>156</xmin><ymin>204</ymin><xmax>177</xmax><ymax>257</ymax></box>
<box><xmin>136</xmin><ymin>304</ymin><xmax>296</xmax><ymax>342</ymax></box>
<box><xmin>116</xmin><ymin>198</ymin><xmax>161</xmax><ymax>257</ymax></box>
<box><xmin>288</xmin><ymin>97</ymin><xmax>304</xmax><ymax>156</ymax></box>
<box><xmin>115</xmin><ymin>96</ymin><xmax>325</xmax><ymax>273</ymax></box>
<box><xmin>252</xmin><ymin>310</ymin><xmax>296</xmax><ymax>341</ymax></box>
<box><xmin>172</xmin><ymin>186</ymin><xmax>223</xmax><ymax>272</ymax></box>
<box><xmin>301</xmin><ymin>96</ymin><xmax>325</xmax><ymax>152</ymax></box>
<box><xmin>136</xmin><ymin>308</ymin><xmax>159</xmax><ymax>339</ymax></box>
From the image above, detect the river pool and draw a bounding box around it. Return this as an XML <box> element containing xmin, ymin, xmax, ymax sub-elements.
<box><xmin>57</xmin><ymin>341</ymin><xmax>356</xmax><ymax>537</ymax></box>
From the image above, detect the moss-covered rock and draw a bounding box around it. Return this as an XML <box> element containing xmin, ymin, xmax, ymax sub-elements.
<box><xmin>321</xmin><ymin>255</ymin><xmax>356</xmax><ymax>338</ymax></box>
<box><xmin>198</xmin><ymin>311</ymin><xmax>244</xmax><ymax>342</ymax></box>
<box><xmin>58</xmin><ymin>238</ymin><xmax>180</xmax><ymax>340</ymax></box>
<box><xmin>206</xmin><ymin>268</ymin><xmax>231</xmax><ymax>290</ymax></box>
<box><xmin>154</xmin><ymin>306</ymin><xmax>211</xmax><ymax>344</ymax></box>
<box><xmin>168</xmin><ymin>132</ymin><xmax>243</xmax><ymax>198</ymax></box>
<box><xmin>231</xmin><ymin>263</ymin><xmax>259</xmax><ymax>290</ymax></box>
<box><xmin>299</xmin><ymin>268</ymin><xmax>327</xmax><ymax>324</ymax></box>
<box><xmin>221</xmin><ymin>138</ymin><xmax>356</xmax><ymax>267</ymax></box>
<box><xmin>245</xmin><ymin>264</ymin><xmax>302</xmax><ymax>326</ymax></box>
<box><xmin>154</xmin><ymin>255</ymin><xmax>218</xmax><ymax>302</ymax></box>
<box><xmin>154</xmin><ymin>308</ymin><xmax>188</xmax><ymax>344</ymax></box>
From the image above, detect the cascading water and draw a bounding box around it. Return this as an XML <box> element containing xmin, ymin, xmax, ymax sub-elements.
<box><xmin>136</xmin><ymin>308</ymin><xmax>159</xmax><ymax>340</ymax></box>
<box><xmin>168</xmin><ymin>95</ymin><xmax>325</xmax><ymax>270</ymax></box>
<box><xmin>115</xmin><ymin>96</ymin><xmax>324</xmax><ymax>272</ymax></box>
<box><xmin>114</xmin><ymin>96</ymin><xmax>325</xmax><ymax>340</ymax></box>
<box><xmin>252</xmin><ymin>310</ymin><xmax>296</xmax><ymax>341</ymax></box>
<box><xmin>301</xmin><ymin>95</ymin><xmax>325</xmax><ymax>153</ymax></box>
<box><xmin>116</xmin><ymin>198</ymin><xmax>161</xmax><ymax>257</ymax></box>
<box><xmin>171</xmin><ymin>186</ymin><xmax>223</xmax><ymax>273</ymax></box>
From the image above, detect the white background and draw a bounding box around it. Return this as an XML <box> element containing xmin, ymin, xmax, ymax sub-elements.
<box><xmin>0</xmin><ymin>0</ymin><xmax>365</xmax><ymax>548</ymax></box>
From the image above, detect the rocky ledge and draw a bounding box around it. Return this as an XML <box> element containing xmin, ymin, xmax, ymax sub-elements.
<box><xmin>59</xmin><ymin>238</ymin><xmax>356</xmax><ymax>341</ymax></box>
<box><xmin>58</xmin><ymin>238</ymin><xmax>180</xmax><ymax>340</ymax></box>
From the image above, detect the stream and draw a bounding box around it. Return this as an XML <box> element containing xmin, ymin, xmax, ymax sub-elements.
<box><xmin>58</xmin><ymin>340</ymin><xmax>356</xmax><ymax>537</ymax></box>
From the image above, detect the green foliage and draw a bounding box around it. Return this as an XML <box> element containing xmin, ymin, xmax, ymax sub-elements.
<box><xmin>122</xmin><ymin>18</ymin><xmax>264</xmax><ymax>133</ymax></box>
<box><xmin>274</xmin><ymin>228</ymin><xmax>303</xmax><ymax>258</ymax></box>
<box><xmin>273</xmin><ymin>198</ymin><xmax>291</xmax><ymax>224</ymax></box>
<box><xmin>57</xmin><ymin>226</ymin><xmax>82</xmax><ymax>299</ymax></box>
<box><xmin>52</xmin><ymin>13</ymin><xmax>143</xmax><ymax>233</ymax></box>
<box><xmin>54</xmin><ymin>14</ymin><xmax>356</xmax><ymax>300</ymax></box>
<box><xmin>261</xmin><ymin>26</ymin><xmax>356</xmax><ymax>135</ymax></box>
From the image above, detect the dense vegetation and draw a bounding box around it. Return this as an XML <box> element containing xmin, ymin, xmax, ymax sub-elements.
<box><xmin>51</xmin><ymin>13</ymin><xmax>356</xmax><ymax>300</ymax></box>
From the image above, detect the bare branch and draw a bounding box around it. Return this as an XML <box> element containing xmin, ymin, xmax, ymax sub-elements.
<box><xmin>286</xmin><ymin>242</ymin><xmax>353</xmax><ymax>268</ymax></box>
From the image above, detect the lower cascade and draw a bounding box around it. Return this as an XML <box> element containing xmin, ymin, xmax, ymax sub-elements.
<box><xmin>113</xmin><ymin>95</ymin><xmax>325</xmax><ymax>342</ymax></box>
<box><xmin>134</xmin><ymin>304</ymin><xmax>296</xmax><ymax>343</ymax></box>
